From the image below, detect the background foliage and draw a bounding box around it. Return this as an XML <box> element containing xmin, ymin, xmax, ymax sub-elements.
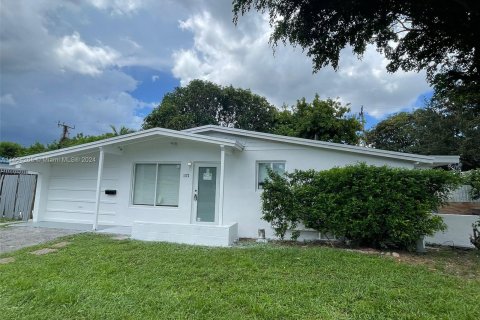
<box><xmin>273</xmin><ymin>95</ymin><xmax>362</xmax><ymax>144</ymax></box>
<box><xmin>464</xmin><ymin>169</ymin><xmax>480</xmax><ymax>200</ymax></box>
<box><xmin>367</xmin><ymin>95</ymin><xmax>479</xmax><ymax>170</ymax></box>
<box><xmin>142</xmin><ymin>79</ymin><xmax>278</xmax><ymax>132</ymax></box>
<box><xmin>0</xmin><ymin>126</ymin><xmax>134</xmax><ymax>159</ymax></box>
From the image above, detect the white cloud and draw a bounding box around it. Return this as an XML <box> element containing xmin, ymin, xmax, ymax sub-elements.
<box><xmin>86</xmin><ymin>0</ymin><xmax>146</xmax><ymax>15</ymax></box>
<box><xmin>0</xmin><ymin>0</ymin><xmax>176</xmax><ymax>144</ymax></box>
<box><xmin>0</xmin><ymin>0</ymin><xmax>432</xmax><ymax>146</ymax></box>
<box><xmin>151</xmin><ymin>75</ymin><xmax>159</xmax><ymax>82</ymax></box>
<box><xmin>172</xmin><ymin>9</ymin><xmax>430</xmax><ymax>117</ymax></box>
<box><xmin>55</xmin><ymin>32</ymin><xmax>119</xmax><ymax>76</ymax></box>
<box><xmin>0</xmin><ymin>94</ymin><xmax>16</xmax><ymax>106</ymax></box>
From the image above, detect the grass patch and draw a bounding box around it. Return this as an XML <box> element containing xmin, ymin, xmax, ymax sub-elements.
<box><xmin>0</xmin><ymin>217</ymin><xmax>17</xmax><ymax>223</ymax></box>
<box><xmin>1</xmin><ymin>234</ymin><xmax>479</xmax><ymax>319</ymax></box>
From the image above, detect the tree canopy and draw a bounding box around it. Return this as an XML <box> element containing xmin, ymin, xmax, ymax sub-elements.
<box><xmin>233</xmin><ymin>0</ymin><xmax>480</xmax><ymax>101</ymax></box>
<box><xmin>142</xmin><ymin>80</ymin><xmax>277</xmax><ymax>132</ymax></box>
<box><xmin>274</xmin><ymin>95</ymin><xmax>362</xmax><ymax>144</ymax></box>
<box><xmin>366</xmin><ymin>96</ymin><xmax>480</xmax><ymax>169</ymax></box>
<box><xmin>0</xmin><ymin>142</ymin><xmax>25</xmax><ymax>159</ymax></box>
<box><xmin>234</xmin><ymin>0</ymin><xmax>479</xmax><ymax>168</ymax></box>
<box><xmin>143</xmin><ymin>80</ymin><xmax>362</xmax><ymax>144</ymax></box>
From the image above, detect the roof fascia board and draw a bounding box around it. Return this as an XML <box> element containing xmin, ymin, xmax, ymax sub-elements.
<box><xmin>11</xmin><ymin>128</ymin><xmax>242</xmax><ymax>165</ymax></box>
<box><xmin>431</xmin><ymin>155</ymin><xmax>460</xmax><ymax>165</ymax></box>
<box><xmin>185</xmin><ymin>125</ymin><xmax>440</xmax><ymax>164</ymax></box>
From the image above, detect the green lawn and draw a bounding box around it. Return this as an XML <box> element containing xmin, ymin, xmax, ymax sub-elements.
<box><xmin>1</xmin><ymin>234</ymin><xmax>479</xmax><ymax>320</ymax></box>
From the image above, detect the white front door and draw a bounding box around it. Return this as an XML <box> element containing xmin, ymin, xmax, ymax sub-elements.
<box><xmin>192</xmin><ymin>163</ymin><xmax>220</xmax><ymax>223</ymax></box>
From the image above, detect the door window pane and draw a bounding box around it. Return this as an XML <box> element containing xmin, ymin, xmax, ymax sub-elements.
<box><xmin>156</xmin><ymin>164</ymin><xmax>181</xmax><ymax>206</ymax></box>
<box><xmin>133</xmin><ymin>164</ymin><xmax>156</xmax><ymax>205</ymax></box>
<box><xmin>196</xmin><ymin>167</ymin><xmax>217</xmax><ymax>222</ymax></box>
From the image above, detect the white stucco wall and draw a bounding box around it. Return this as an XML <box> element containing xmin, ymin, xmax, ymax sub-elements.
<box><xmin>203</xmin><ymin>132</ymin><xmax>414</xmax><ymax>239</ymax></box>
<box><xmin>24</xmin><ymin>133</ymin><xmax>416</xmax><ymax>240</ymax></box>
<box><xmin>426</xmin><ymin>214</ymin><xmax>478</xmax><ymax>248</ymax></box>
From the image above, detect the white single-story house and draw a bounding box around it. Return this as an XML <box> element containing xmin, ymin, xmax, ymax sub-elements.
<box><xmin>10</xmin><ymin>125</ymin><xmax>459</xmax><ymax>246</ymax></box>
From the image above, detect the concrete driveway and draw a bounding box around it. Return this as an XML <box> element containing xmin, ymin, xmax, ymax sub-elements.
<box><xmin>0</xmin><ymin>223</ymin><xmax>85</xmax><ymax>254</ymax></box>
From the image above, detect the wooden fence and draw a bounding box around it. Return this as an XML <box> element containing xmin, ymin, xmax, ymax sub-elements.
<box><xmin>0</xmin><ymin>171</ymin><xmax>37</xmax><ymax>221</ymax></box>
<box><xmin>447</xmin><ymin>185</ymin><xmax>480</xmax><ymax>203</ymax></box>
<box><xmin>438</xmin><ymin>185</ymin><xmax>480</xmax><ymax>215</ymax></box>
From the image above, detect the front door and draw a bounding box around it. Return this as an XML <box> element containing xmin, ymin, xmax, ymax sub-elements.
<box><xmin>193</xmin><ymin>163</ymin><xmax>220</xmax><ymax>223</ymax></box>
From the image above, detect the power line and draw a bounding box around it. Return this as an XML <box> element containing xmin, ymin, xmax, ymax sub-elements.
<box><xmin>57</xmin><ymin>121</ymin><xmax>75</xmax><ymax>143</ymax></box>
<box><xmin>359</xmin><ymin>106</ymin><xmax>367</xmax><ymax>147</ymax></box>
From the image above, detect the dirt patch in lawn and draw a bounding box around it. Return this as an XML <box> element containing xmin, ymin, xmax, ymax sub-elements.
<box><xmin>51</xmin><ymin>241</ymin><xmax>71</xmax><ymax>248</ymax></box>
<box><xmin>237</xmin><ymin>239</ymin><xmax>480</xmax><ymax>280</ymax></box>
<box><xmin>396</xmin><ymin>246</ymin><xmax>480</xmax><ymax>279</ymax></box>
<box><xmin>0</xmin><ymin>257</ymin><xmax>15</xmax><ymax>264</ymax></box>
<box><xmin>30</xmin><ymin>248</ymin><xmax>58</xmax><ymax>255</ymax></box>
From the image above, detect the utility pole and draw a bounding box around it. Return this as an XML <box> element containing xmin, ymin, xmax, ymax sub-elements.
<box><xmin>359</xmin><ymin>106</ymin><xmax>366</xmax><ymax>147</ymax></box>
<box><xmin>57</xmin><ymin>121</ymin><xmax>75</xmax><ymax>144</ymax></box>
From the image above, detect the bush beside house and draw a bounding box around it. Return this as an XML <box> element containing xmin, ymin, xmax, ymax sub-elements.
<box><xmin>261</xmin><ymin>163</ymin><xmax>462</xmax><ymax>250</ymax></box>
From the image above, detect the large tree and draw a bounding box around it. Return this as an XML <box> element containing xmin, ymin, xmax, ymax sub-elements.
<box><xmin>366</xmin><ymin>109</ymin><xmax>457</xmax><ymax>154</ymax></box>
<box><xmin>233</xmin><ymin>0</ymin><xmax>480</xmax><ymax>101</ymax></box>
<box><xmin>367</xmin><ymin>98</ymin><xmax>479</xmax><ymax>169</ymax></box>
<box><xmin>427</xmin><ymin>91</ymin><xmax>480</xmax><ymax>169</ymax></box>
<box><xmin>143</xmin><ymin>80</ymin><xmax>277</xmax><ymax>132</ymax></box>
<box><xmin>274</xmin><ymin>95</ymin><xmax>362</xmax><ymax>144</ymax></box>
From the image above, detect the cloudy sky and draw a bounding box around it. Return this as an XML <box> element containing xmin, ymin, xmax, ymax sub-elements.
<box><xmin>0</xmin><ymin>0</ymin><xmax>431</xmax><ymax>145</ymax></box>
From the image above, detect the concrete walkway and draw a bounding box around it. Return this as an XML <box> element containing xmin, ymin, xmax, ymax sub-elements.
<box><xmin>0</xmin><ymin>222</ymin><xmax>132</xmax><ymax>254</ymax></box>
<box><xmin>0</xmin><ymin>224</ymin><xmax>83</xmax><ymax>254</ymax></box>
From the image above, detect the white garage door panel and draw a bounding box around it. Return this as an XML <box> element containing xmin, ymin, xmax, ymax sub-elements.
<box><xmin>48</xmin><ymin>189</ymin><xmax>97</xmax><ymax>199</ymax></box>
<box><xmin>51</xmin><ymin>163</ymin><xmax>97</xmax><ymax>176</ymax></box>
<box><xmin>44</xmin><ymin>210</ymin><xmax>116</xmax><ymax>224</ymax></box>
<box><xmin>45</xmin><ymin>174</ymin><xmax>118</xmax><ymax>224</ymax></box>
<box><xmin>47</xmin><ymin>199</ymin><xmax>117</xmax><ymax>212</ymax></box>
<box><xmin>49</xmin><ymin>177</ymin><xmax>96</xmax><ymax>189</ymax></box>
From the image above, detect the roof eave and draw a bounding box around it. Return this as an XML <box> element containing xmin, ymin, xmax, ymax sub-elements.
<box><xmin>10</xmin><ymin>128</ymin><xmax>242</xmax><ymax>165</ymax></box>
<box><xmin>184</xmin><ymin>126</ymin><xmax>443</xmax><ymax>164</ymax></box>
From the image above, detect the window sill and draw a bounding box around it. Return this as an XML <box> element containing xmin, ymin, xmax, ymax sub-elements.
<box><xmin>128</xmin><ymin>204</ymin><xmax>180</xmax><ymax>210</ymax></box>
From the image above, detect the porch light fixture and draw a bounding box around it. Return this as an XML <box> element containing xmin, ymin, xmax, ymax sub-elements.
<box><xmin>187</xmin><ymin>161</ymin><xmax>192</xmax><ymax>167</ymax></box>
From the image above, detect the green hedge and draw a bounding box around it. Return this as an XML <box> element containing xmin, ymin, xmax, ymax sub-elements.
<box><xmin>261</xmin><ymin>163</ymin><xmax>462</xmax><ymax>250</ymax></box>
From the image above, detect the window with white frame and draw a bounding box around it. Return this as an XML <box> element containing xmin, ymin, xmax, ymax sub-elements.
<box><xmin>257</xmin><ymin>161</ymin><xmax>286</xmax><ymax>189</ymax></box>
<box><xmin>132</xmin><ymin>163</ymin><xmax>181</xmax><ymax>206</ymax></box>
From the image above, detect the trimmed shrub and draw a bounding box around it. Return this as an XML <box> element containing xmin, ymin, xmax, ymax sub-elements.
<box><xmin>261</xmin><ymin>163</ymin><xmax>462</xmax><ymax>250</ymax></box>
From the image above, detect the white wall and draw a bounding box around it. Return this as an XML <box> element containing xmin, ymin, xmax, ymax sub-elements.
<box><xmin>25</xmin><ymin>162</ymin><xmax>51</xmax><ymax>223</ymax></box>
<box><xmin>26</xmin><ymin>138</ymin><xmax>223</xmax><ymax>227</ymax></box>
<box><xmin>209</xmin><ymin>132</ymin><xmax>415</xmax><ymax>239</ymax></box>
<box><xmin>111</xmin><ymin>139</ymin><xmax>221</xmax><ymax>226</ymax></box>
<box><xmin>132</xmin><ymin>221</ymin><xmax>238</xmax><ymax>247</ymax></box>
<box><xmin>426</xmin><ymin>214</ymin><xmax>478</xmax><ymax>248</ymax></box>
<box><xmin>24</xmin><ymin>133</ymin><xmax>417</xmax><ymax>240</ymax></box>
